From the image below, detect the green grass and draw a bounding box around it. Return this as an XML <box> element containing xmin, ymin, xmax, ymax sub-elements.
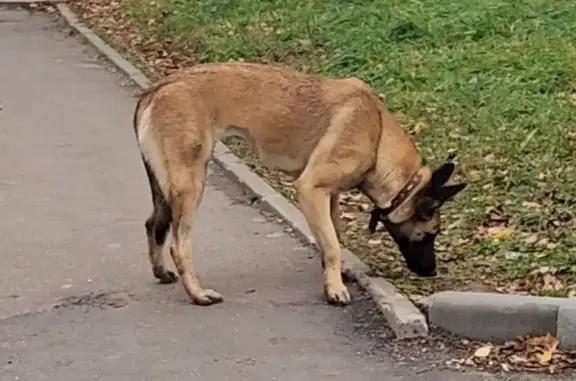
<box><xmin>87</xmin><ymin>0</ymin><xmax>576</xmax><ymax>296</ymax></box>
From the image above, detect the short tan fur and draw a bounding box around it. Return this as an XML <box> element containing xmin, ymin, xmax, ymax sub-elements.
<box><xmin>132</xmin><ymin>62</ymin><xmax>467</xmax><ymax>306</ymax></box>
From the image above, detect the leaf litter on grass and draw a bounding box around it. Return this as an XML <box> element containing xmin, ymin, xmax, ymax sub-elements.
<box><xmin>63</xmin><ymin>0</ymin><xmax>576</xmax><ymax>300</ymax></box>
<box><xmin>461</xmin><ymin>334</ymin><xmax>576</xmax><ymax>374</ymax></box>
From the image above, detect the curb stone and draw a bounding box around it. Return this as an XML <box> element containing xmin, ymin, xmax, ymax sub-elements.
<box><xmin>422</xmin><ymin>291</ymin><xmax>576</xmax><ymax>349</ymax></box>
<box><xmin>48</xmin><ymin>2</ymin><xmax>429</xmax><ymax>339</ymax></box>
<box><xmin>558</xmin><ymin>305</ymin><xmax>576</xmax><ymax>349</ymax></box>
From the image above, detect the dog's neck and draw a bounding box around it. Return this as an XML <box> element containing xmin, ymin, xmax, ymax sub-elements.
<box><xmin>358</xmin><ymin>98</ymin><xmax>433</xmax><ymax>222</ymax></box>
<box><xmin>360</xmin><ymin>153</ymin><xmax>421</xmax><ymax>210</ymax></box>
<box><xmin>366</xmin><ymin>168</ymin><xmax>424</xmax><ymax>231</ymax></box>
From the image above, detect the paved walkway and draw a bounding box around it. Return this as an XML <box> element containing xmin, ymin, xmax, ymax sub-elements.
<box><xmin>0</xmin><ymin>7</ymin><xmax>554</xmax><ymax>381</ymax></box>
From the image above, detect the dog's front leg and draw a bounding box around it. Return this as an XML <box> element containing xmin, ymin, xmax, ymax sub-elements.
<box><xmin>295</xmin><ymin>183</ymin><xmax>351</xmax><ymax>305</ymax></box>
<box><xmin>330</xmin><ymin>193</ymin><xmax>342</xmax><ymax>241</ymax></box>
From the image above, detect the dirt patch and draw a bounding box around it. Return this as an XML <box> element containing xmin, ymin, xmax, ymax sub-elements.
<box><xmin>53</xmin><ymin>291</ymin><xmax>132</xmax><ymax>311</ymax></box>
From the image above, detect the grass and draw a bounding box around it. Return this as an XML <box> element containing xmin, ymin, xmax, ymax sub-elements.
<box><xmin>70</xmin><ymin>0</ymin><xmax>576</xmax><ymax>298</ymax></box>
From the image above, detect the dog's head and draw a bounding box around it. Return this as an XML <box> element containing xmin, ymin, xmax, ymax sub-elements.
<box><xmin>369</xmin><ymin>161</ymin><xmax>467</xmax><ymax>277</ymax></box>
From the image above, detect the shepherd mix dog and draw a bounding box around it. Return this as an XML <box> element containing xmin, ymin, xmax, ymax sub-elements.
<box><xmin>132</xmin><ymin>62</ymin><xmax>467</xmax><ymax>306</ymax></box>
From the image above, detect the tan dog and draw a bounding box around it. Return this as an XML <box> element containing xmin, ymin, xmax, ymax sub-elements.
<box><xmin>132</xmin><ymin>62</ymin><xmax>467</xmax><ymax>306</ymax></box>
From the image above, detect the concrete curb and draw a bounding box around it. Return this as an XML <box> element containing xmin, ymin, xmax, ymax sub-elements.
<box><xmin>422</xmin><ymin>291</ymin><xmax>576</xmax><ymax>349</ymax></box>
<box><xmin>50</xmin><ymin>2</ymin><xmax>429</xmax><ymax>340</ymax></box>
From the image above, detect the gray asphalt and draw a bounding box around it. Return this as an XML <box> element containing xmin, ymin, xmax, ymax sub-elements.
<box><xmin>0</xmin><ymin>7</ymin><xmax>564</xmax><ymax>381</ymax></box>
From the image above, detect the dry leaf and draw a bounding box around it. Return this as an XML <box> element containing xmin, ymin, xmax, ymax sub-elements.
<box><xmin>532</xmin><ymin>266</ymin><xmax>552</xmax><ymax>275</ymax></box>
<box><xmin>408</xmin><ymin>294</ymin><xmax>424</xmax><ymax>303</ymax></box>
<box><xmin>412</xmin><ymin>121</ymin><xmax>428</xmax><ymax>134</ymax></box>
<box><xmin>340</xmin><ymin>212</ymin><xmax>357</xmax><ymax>221</ymax></box>
<box><xmin>537</xmin><ymin>350</ymin><xmax>553</xmax><ymax>365</ymax></box>
<box><xmin>542</xmin><ymin>273</ymin><xmax>564</xmax><ymax>291</ymax></box>
<box><xmin>527</xmin><ymin>334</ymin><xmax>559</xmax><ymax>354</ymax></box>
<box><xmin>490</xmin><ymin>228</ymin><xmax>513</xmax><ymax>240</ymax></box>
<box><xmin>474</xmin><ymin>345</ymin><xmax>492</xmax><ymax>358</ymax></box>
<box><xmin>522</xmin><ymin>201</ymin><xmax>541</xmax><ymax>208</ymax></box>
<box><xmin>524</xmin><ymin>234</ymin><xmax>539</xmax><ymax>244</ymax></box>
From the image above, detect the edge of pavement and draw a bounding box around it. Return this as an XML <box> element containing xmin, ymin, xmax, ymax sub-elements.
<box><xmin>42</xmin><ymin>1</ymin><xmax>430</xmax><ymax>340</ymax></box>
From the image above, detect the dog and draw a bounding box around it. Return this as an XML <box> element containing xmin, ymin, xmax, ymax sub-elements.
<box><xmin>131</xmin><ymin>62</ymin><xmax>467</xmax><ymax>306</ymax></box>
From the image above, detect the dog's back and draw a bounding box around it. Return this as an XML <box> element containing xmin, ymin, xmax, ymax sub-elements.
<box><xmin>134</xmin><ymin>62</ymin><xmax>384</xmax><ymax>177</ymax></box>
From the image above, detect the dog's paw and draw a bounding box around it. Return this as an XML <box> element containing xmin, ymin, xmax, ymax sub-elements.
<box><xmin>154</xmin><ymin>268</ymin><xmax>179</xmax><ymax>284</ymax></box>
<box><xmin>192</xmin><ymin>289</ymin><xmax>224</xmax><ymax>306</ymax></box>
<box><xmin>324</xmin><ymin>282</ymin><xmax>352</xmax><ymax>306</ymax></box>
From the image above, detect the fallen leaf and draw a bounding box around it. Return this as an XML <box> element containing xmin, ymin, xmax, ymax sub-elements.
<box><xmin>490</xmin><ymin>228</ymin><xmax>513</xmax><ymax>240</ymax></box>
<box><xmin>524</xmin><ymin>234</ymin><xmax>539</xmax><ymax>244</ymax></box>
<box><xmin>341</xmin><ymin>212</ymin><xmax>357</xmax><ymax>221</ymax></box>
<box><xmin>408</xmin><ymin>294</ymin><xmax>424</xmax><ymax>303</ymax></box>
<box><xmin>531</xmin><ymin>266</ymin><xmax>552</xmax><ymax>275</ymax></box>
<box><xmin>474</xmin><ymin>345</ymin><xmax>492</xmax><ymax>358</ymax></box>
<box><xmin>412</xmin><ymin>120</ymin><xmax>428</xmax><ymax>134</ymax></box>
<box><xmin>464</xmin><ymin>357</ymin><xmax>475</xmax><ymax>366</ymax></box>
<box><xmin>522</xmin><ymin>201</ymin><xmax>541</xmax><ymax>208</ymax></box>
<box><xmin>537</xmin><ymin>350</ymin><xmax>553</xmax><ymax>365</ymax></box>
<box><xmin>542</xmin><ymin>273</ymin><xmax>564</xmax><ymax>291</ymax></box>
<box><xmin>527</xmin><ymin>334</ymin><xmax>559</xmax><ymax>352</ymax></box>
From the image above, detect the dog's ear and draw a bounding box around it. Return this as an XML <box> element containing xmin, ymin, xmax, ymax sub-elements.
<box><xmin>416</xmin><ymin>182</ymin><xmax>467</xmax><ymax>219</ymax></box>
<box><xmin>430</xmin><ymin>162</ymin><xmax>456</xmax><ymax>189</ymax></box>
<box><xmin>422</xmin><ymin>159</ymin><xmax>467</xmax><ymax>208</ymax></box>
<box><xmin>436</xmin><ymin>183</ymin><xmax>467</xmax><ymax>203</ymax></box>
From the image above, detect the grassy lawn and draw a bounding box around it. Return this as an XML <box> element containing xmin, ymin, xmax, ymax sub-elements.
<box><xmin>70</xmin><ymin>0</ymin><xmax>576</xmax><ymax>299</ymax></box>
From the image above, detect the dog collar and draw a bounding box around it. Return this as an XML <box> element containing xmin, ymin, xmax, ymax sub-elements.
<box><xmin>368</xmin><ymin>171</ymin><xmax>423</xmax><ymax>233</ymax></box>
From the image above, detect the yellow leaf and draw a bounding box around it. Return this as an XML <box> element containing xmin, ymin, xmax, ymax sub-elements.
<box><xmin>412</xmin><ymin>121</ymin><xmax>428</xmax><ymax>134</ymax></box>
<box><xmin>473</xmin><ymin>345</ymin><xmax>492</xmax><ymax>358</ymax></box>
<box><xmin>537</xmin><ymin>350</ymin><xmax>552</xmax><ymax>365</ymax></box>
<box><xmin>492</xmin><ymin>229</ymin><xmax>513</xmax><ymax>240</ymax></box>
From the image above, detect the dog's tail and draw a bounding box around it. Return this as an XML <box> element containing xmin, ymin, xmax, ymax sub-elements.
<box><xmin>132</xmin><ymin>77</ymin><xmax>180</xmax><ymax>137</ymax></box>
<box><xmin>132</xmin><ymin>79</ymin><xmax>179</xmax><ymax>201</ymax></box>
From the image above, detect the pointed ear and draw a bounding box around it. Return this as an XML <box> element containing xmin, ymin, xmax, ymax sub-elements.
<box><xmin>437</xmin><ymin>183</ymin><xmax>467</xmax><ymax>203</ymax></box>
<box><xmin>430</xmin><ymin>162</ymin><xmax>456</xmax><ymax>189</ymax></box>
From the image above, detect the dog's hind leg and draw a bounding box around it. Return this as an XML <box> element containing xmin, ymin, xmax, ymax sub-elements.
<box><xmin>138</xmin><ymin>88</ymin><xmax>222</xmax><ymax>305</ymax></box>
<box><xmin>143</xmin><ymin>159</ymin><xmax>178</xmax><ymax>284</ymax></box>
<box><xmin>167</xmin><ymin>137</ymin><xmax>223</xmax><ymax>306</ymax></box>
